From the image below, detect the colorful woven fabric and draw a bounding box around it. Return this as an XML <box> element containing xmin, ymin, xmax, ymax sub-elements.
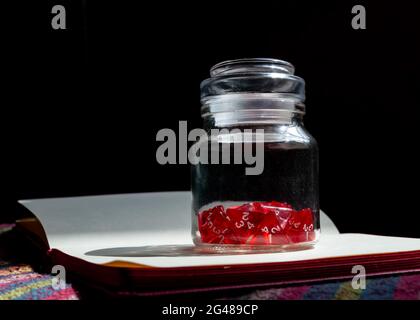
<box><xmin>0</xmin><ymin>260</ymin><xmax>79</xmax><ymax>300</ymax></box>
<box><xmin>0</xmin><ymin>224</ymin><xmax>79</xmax><ymax>300</ymax></box>
<box><xmin>233</xmin><ymin>273</ymin><xmax>420</xmax><ymax>300</ymax></box>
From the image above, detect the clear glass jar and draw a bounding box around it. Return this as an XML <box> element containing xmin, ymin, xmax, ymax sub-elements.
<box><xmin>191</xmin><ymin>58</ymin><xmax>319</xmax><ymax>252</ymax></box>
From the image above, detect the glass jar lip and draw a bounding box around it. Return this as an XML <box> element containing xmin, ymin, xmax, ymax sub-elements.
<box><xmin>210</xmin><ymin>58</ymin><xmax>295</xmax><ymax>76</ymax></box>
<box><xmin>201</xmin><ymin>58</ymin><xmax>305</xmax><ymax>107</ymax></box>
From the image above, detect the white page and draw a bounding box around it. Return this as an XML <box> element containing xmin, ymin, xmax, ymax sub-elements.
<box><xmin>19</xmin><ymin>192</ymin><xmax>420</xmax><ymax>268</ymax></box>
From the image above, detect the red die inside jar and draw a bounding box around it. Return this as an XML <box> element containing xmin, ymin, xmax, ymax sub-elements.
<box><xmin>197</xmin><ymin>202</ymin><xmax>315</xmax><ymax>246</ymax></box>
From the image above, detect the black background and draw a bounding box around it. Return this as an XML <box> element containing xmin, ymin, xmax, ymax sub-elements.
<box><xmin>5</xmin><ymin>1</ymin><xmax>420</xmax><ymax>238</ymax></box>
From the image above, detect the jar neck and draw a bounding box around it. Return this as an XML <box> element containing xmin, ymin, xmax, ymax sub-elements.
<box><xmin>202</xmin><ymin>93</ymin><xmax>305</xmax><ymax>129</ymax></box>
<box><xmin>203</xmin><ymin>114</ymin><xmax>304</xmax><ymax>132</ymax></box>
<box><xmin>203</xmin><ymin>111</ymin><xmax>304</xmax><ymax>131</ymax></box>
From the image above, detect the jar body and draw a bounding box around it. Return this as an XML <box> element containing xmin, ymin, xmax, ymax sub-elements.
<box><xmin>192</xmin><ymin>58</ymin><xmax>319</xmax><ymax>252</ymax></box>
<box><xmin>191</xmin><ymin>120</ymin><xmax>319</xmax><ymax>251</ymax></box>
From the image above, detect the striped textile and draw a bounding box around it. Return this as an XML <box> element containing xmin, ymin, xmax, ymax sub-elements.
<box><xmin>234</xmin><ymin>273</ymin><xmax>420</xmax><ymax>300</ymax></box>
<box><xmin>0</xmin><ymin>261</ymin><xmax>78</xmax><ymax>300</ymax></box>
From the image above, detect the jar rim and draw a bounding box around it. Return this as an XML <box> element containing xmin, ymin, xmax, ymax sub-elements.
<box><xmin>201</xmin><ymin>58</ymin><xmax>305</xmax><ymax>103</ymax></box>
<box><xmin>210</xmin><ymin>58</ymin><xmax>295</xmax><ymax>76</ymax></box>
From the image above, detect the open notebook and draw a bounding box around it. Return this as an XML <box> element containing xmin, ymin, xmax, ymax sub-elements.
<box><xmin>17</xmin><ymin>192</ymin><xmax>420</xmax><ymax>296</ymax></box>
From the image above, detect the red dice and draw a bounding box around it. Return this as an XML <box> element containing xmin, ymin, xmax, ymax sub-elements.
<box><xmin>226</xmin><ymin>204</ymin><xmax>264</xmax><ymax>244</ymax></box>
<box><xmin>198</xmin><ymin>205</ymin><xmax>232</xmax><ymax>244</ymax></box>
<box><xmin>285</xmin><ymin>208</ymin><xmax>316</xmax><ymax>243</ymax></box>
<box><xmin>197</xmin><ymin>201</ymin><xmax>316</xmax><ymax>245</ymax></box>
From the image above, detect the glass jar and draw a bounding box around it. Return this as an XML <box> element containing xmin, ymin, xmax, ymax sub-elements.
<box><xmin>191</xmin><ymin>58</ymin><xmax>319</xmax><ymax>252</ymax></box>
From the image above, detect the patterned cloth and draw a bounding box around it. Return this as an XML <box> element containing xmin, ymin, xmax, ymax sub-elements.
<box><xmin>0</xmin><ymin>224</ymin><xmax>419</xmax><ymax>300</ymax></box>
<box><xmin>233</xmin><ymin>273</ymin><xmax>420</xmax><ymax>300</ymax></box>
<box><xmin>0</xmin><ymin>224</ymin><xmax>78</xmax><ymax>300</ymax></box>
<box><xmin>0</xmin><ymin>260</ymin><xmax>78</xmax><ymax>300</ymax></box>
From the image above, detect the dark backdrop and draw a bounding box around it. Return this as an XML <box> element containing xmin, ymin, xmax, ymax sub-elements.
<box><xmin>6</xmin><ymin>1</ymin><xmax>420</xmax><ymax>237</ymax></box>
